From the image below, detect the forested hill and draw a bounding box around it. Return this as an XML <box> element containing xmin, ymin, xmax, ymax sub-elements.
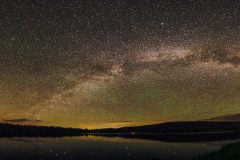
<box><xmin>92</xmin><ymin>121</ymin><xmax>240</xmax><ymax>133</ymax></box>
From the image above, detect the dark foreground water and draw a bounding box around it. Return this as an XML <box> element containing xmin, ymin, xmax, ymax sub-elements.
<box><xmin>0</xmin><ymin>136</ymin><xmax>238</xmax><ymax>160</ymax></box>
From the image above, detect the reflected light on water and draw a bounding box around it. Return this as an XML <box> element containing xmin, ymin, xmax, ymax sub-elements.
<box><xmin>0</xmin><ymin>136</ymin><xmax>237</xmax><ymax>160</ymax></box>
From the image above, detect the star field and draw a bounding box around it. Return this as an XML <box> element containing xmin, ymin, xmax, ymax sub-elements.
<box><xmin>1</xmin><ymin>0</ymin><xmax>240</xmax><ymax>128</ymax></box>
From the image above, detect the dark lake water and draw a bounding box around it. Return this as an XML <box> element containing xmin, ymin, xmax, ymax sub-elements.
<box><xmin>0</xmin><ymin>136</ymin><xmax>238</xmax><ymax>160</ymax></box>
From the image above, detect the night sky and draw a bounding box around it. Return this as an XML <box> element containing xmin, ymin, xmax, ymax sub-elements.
<box><xmin>1</xmin><ymin>0</ymin><xmax>240</xmax><ymax>129</ymax></box>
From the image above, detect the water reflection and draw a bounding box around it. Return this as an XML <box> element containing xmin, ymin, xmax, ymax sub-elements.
<box><xmin>0</xmin><ymin>136</ymin><xmax>238</xmax><ymax>160</ymax></box>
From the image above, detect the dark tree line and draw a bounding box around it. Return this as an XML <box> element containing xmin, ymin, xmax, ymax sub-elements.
<box><xmin>0</xmin><ymin>123</ymin><xmax>88</xmax><ymax>137</ymax></box>
<box><xmin>1</xmin><ymin>121</ymin><xmax>240</xmax><ymax>138</ymax></box>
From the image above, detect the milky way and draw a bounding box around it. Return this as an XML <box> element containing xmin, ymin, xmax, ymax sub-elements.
<box><xmin>1</xmin><ymin>0</ymin><xmax>240</xmax><ymax>128</ymax></box>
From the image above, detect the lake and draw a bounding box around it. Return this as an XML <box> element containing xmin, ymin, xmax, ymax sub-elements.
<box><xmin>0</xmin><ymin>136</ymin><xmax>238</xmax><ymax>160</ymax></box>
